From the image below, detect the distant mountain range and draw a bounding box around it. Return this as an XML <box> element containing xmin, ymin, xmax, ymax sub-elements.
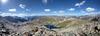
<box><xmin>0</xmin><ymin>16</ymin><xmax>41</xmax><ymax>23</ymax></box>
<box><xmin>0</xmin><ymin>14</ymin><xmax>98</xmax><ymax>23</ymax></box>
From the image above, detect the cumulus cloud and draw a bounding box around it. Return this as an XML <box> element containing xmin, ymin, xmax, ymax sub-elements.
<box><xmin>25</xmin><ymin>9</ymin><xmax>30</xmax><ymax>12</ymax></box>
<box><xmin>44</xmin><ymin>9</ymin><xmax>51</xmax><ymax>12</ymax></box>
<box><xmin>50</xmin><ymin>10</ymin><xmax>65</xmax><ymax>16</ymax></box>
<box><xmin>49</xmin><ymin>10</ymin><xmax>65</xmax><ymax>14</ymax></box>
<box><xmin>85</xmin><ymin>7</ymin><xmax>95</xmax><ymax>12</ymax></box>
<box><xmin>19</xmin><ymin>4</ymin><xmax>26</xmax><ymax>9</ymax></box>
<box><xmin>8</xmin><ymin>9</ymin><xmax>16</xmax><ymax>12</ymax></box>
<box><xmin>0</xmin><ymin>13</ymin><xmax>29</xmax><ymax>17</ymax></box>
<box><xmin>59</xmin><ymin>10</ymin><xmax>65</xmax><ymax>13</ymax></box>
<box><xmin>75</xmin><ymin>1</ymin><xmax>86</xmax><ymax>7</ymax></box>
<box><xmin>68</xmin><ymin>8</ymin><xmax>75</xmax><ymax>11</ymax></box>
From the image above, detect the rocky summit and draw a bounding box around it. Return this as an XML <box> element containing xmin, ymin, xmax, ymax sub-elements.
<box><xmin>0</xmin><ymin>15</ymin><xmax>100</xmax><ymax>36</ymax></box>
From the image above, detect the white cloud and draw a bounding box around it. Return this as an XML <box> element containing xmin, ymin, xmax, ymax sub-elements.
<box><xmin>59</xmin><ymin>10</ymin><xmax>65</xmax><ymax>13</ymax></box>
<box><xmin>19</xmin><ymin>4</ymin><xmax>26</xmax><ymax>9</ymax></box>
<box><xmin>51</xmin><ymin>10</ymin><xmax>65</xmax><ymax>16</ymax></box>
<box><xmin>53</xmin><ymin>11</ymin><xmax>58</xmax><ymax>13</ymax></box>
<box><xmin>69</xmin><ymin>8</ymin><xmax>75</xmax><ymax>11</ymax></box>
<box><xmin>42</xmin><ymin>0</ymin><xmax>48</xmax><ymax>4</ymax></box>
<box><xmin>26</xmin><ymin>9</ymin><xmax>30</xmax><ymax>11</ymax></box>
<box><xmin>8</xmin><ymin>9</ymin><xmax>16</xmax><ymax>12</ymax></box>
<box><xmin>86</xmin><ymin>7</ymin><xmax>95</xmax><ymax>12</ymax></box>
<box><xmin>44</xmin><ymin>9</ymin><xmax>51</xmax><ymax>12</ymax></box>
<box><xmin>75</xmin><ymin>3</ymin><xmax>80</xmax><ymax>7</ymax></box>
<box><xmin>75</xmin><ymin>1</ymin><xmax>86</xmax><ymax>7</ymax></box>
<box><xmin>0</xmin><ymin>13</ymin><xmax>29</xmax><ymax>17</ymax></box>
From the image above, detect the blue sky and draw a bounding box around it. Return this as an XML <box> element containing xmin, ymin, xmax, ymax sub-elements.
<box><xmin>0</xmin><ymin>0</ymin><xmax>100</xmax><ymax>16</ymax></box>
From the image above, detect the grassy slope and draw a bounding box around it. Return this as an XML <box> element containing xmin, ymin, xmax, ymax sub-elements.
<box><xmin>45</xmin><ymin>18</ymin><xmax>90</xmax><ymax>28</ymax></box>
<box><xmin>30</xmin><ymin>17</ymin><xmax>90</xmax><ymax>28</ymax></box>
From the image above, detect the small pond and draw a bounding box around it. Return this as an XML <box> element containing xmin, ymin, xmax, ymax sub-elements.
<box><xmin>44</xmin><ymin>24</ymin><xmax>59</xmax><ymax>29</ymax></box>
